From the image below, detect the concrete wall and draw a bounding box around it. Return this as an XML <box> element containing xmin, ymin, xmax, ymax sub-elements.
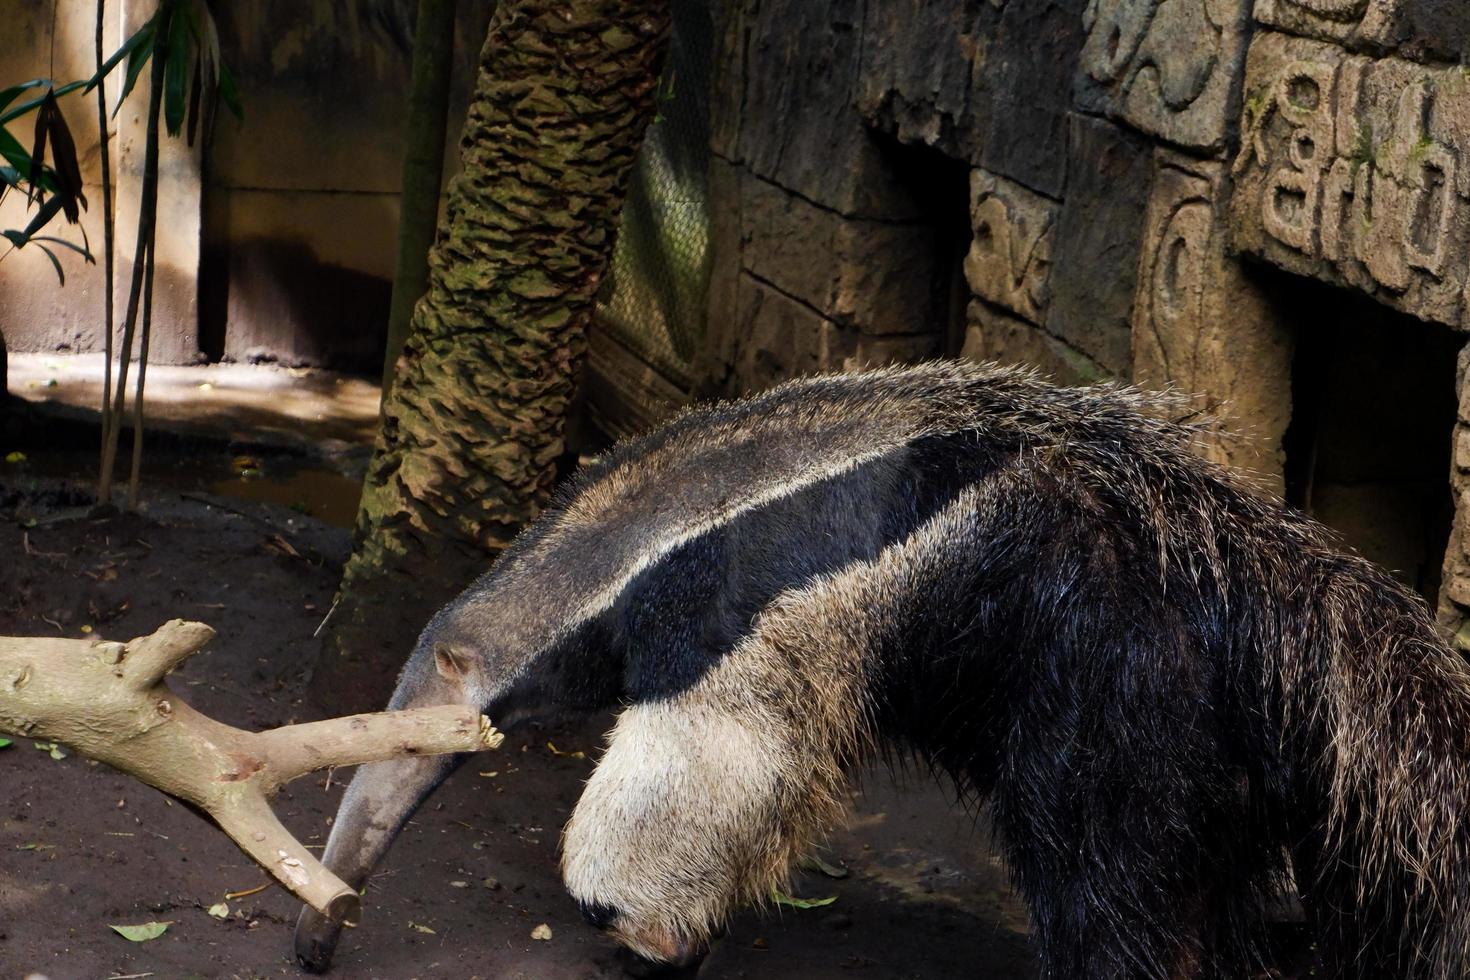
<box><xmin>0</xmin><ymin>0</ymin><xmax>120</xmax><ymax>357</ymax></box>
<box><xmin>0</xmin><ymin>0</ymin><xmax>492</xmax><ymax>370</ymax></box>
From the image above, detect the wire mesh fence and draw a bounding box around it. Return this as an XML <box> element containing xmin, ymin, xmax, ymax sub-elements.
<box><xmin>593</xmin><ymin>0</ymin><xmax>714</xmax><ymax>391</ymax></box>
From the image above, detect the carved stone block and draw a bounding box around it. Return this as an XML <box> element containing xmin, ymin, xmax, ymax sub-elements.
<box><xmin>728</xmin><ymin>0</ymin><xmax>920</xmax><ymax>219</ymax></box>
<box><xmin>1229</xmin><ymin>31</ymin><xmax>1470</xmax><ymax>328</ymax></box>
<box><xmin>1439</xmin><ymin>346</ymin><xmax>1470</xmax><ymax>642</ymax></box>
<box><xmin>1132</xmin><ymin>151</ymin><xmax>1293</xmax><ymax>491</ymax></box>
<box><xmin>1076</xmin><ymin>0</ymin><xmax>1254</xmax><ymax>151</ymax></box>
<box><xmin>727</xmin><ymin>274</ymin><xmax>843</xmax><ymax>392</ymax></box>
<box><xmin>963</xmin><ymin>170</ymin><xmax>1060</xmax><ymax>325</ymax></box>
<box><xmin>1254</xmin><ymin>0</ymin><xmax>1470</xmax><ymax>63</ymax></box>
<box><xmin>961</xmin><ymin>300</ymin><xmax>1108</xmax><ymax>386</ymax></box>
<box><xmin>743</xmin><ymin>171</ymin><xmax>947</xmax><ymax>336</ymax></box>
<box><xmin>855</xmin><ymin>0</ymin><xmax>1089</xmax><ymax>198</ymax></box>
<box><xmin>1046</xmin><ymin>114</ymin><xmax>1155</xmax><ymax>376</ymax></box>
<box><xmin>722</xmin><ymin>272</ymin><xmax>940</xmax><ymax>394</ymax></box>
<box><xmin>855</xmin><ymin>0</ymin><xmax>992</xmax><ymax>162</ymax></box>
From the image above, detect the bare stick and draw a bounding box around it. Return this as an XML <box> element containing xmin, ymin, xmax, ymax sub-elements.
<box><xmin>0</xmin><ymin>621</ymin><xmax>501</xmax><ymax>920</ymax></box>
<box><xmin>116</xmin><ymin>617</ymin><xmax>216</xmax><ymax>689</ymax></box>
<box><xmin>252</xmin><ymin>708</ymin><xmax>503</xmax><ymax>791</ymax></box>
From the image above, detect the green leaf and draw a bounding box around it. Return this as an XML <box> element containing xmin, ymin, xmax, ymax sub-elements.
<box><xmin>0</xmin><ymin>90</ymin><xmax>52</xmax><ymax>126</ymax></box>
<box><xmin>0</xmin><ymin>129</ymin><xmax>61</xmax><ymax>195</ymax></box>
<box><xmin>32</xmin><ymin>740</ymin><xmax>68</xmax><ymax>759</ymax></box>
<box><xmin>7</xmin><ymin>194</ymin><xmax>68</xmax><ymax>248</ymax></box>
<box><xmin>0</xmin><ymin>79</ymin><xmax>49</xmax><ymax>117</ymax></box>
<box><xmin>0</xmin><ymin>78</ymin><xmax>88</xmax><ymax>128</ymax></box>
<box><xmin>37</xmin><ymin>89</ymin><xmax>86</xmax><ymax>221</ymax></box>
<box><xmin>799</xmin><ymin>854</ymin><xmax>850</xmax><ymax>879</ymax></box>
<box><xmin>26</xmin><ymin>89</ymin><xmax>50</xmax><ymax>201</ymax></box>
<box><xmin>0</xmin><ymin>737</ymin><xmax>12</xmax><ymax>749</ymax></box>
<box><xmin>217</xmin><ymin>61</ymin><xmax>242</xmax><ymax>121</ymax></box>
<box><xmin>164</xmin><ymin>6</ymin><xmax>192</xmax><ymax>137</ymax></box>
<box><xmin>196</xmin><ymin>1</ymin><xmax>222</xmax><ymax>85</ymax></box>
<box><xmin>770</xmin><ymin>888</ymin><xmax>838</xmax><ymax>910</ymax></box>
<box><xmin>30</xmin><ymin>235</ymin><xmax>95</xmax><ymax>264</ymax></box>
<box><xmin>110</xmin><ymin>921</ymin><xmax>171</xmax><ymax>942</ymax></box>
<box><xmin>85</xmin><ymin>19</ymin><xmax>156</xmax><ymax>93</ymax></box>
<box><xmin>113</xmin><ymin>17</ymin><xmax>159</xmax><ymax>116</ymax></box>
<box><xmin>185</xmin><ymin>47</ymin><xmax>202</xmax><ymax>145</ymax></box>
<box><xmin>0</xmin><ymin>127</ymin><xmax>27</xmax><ymax>170</ymax></box>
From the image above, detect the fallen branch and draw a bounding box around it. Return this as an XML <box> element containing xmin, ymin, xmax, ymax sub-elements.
<box><xmin>0</xmin><ymin>620</ymin><xmax>501</xmax><ymax>924</ymax></box>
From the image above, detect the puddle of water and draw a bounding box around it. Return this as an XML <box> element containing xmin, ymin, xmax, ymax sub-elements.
<box><xmin>206</xmin><ymin>465</ymin><xmax>362</xmax><ymax>528</ymax></box>
<box><xmin>1</xmin><ymin>450</ymin><xmax>363</xmax><ymax>528</ymax></box>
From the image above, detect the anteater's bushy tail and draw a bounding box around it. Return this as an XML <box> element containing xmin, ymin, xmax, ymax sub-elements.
<box><xmin>1053</xmin><ymin>367</ymin><xmax>1470</xmax><ymax>978</ymax></box>
<box><xmin>1278</xmin><ymin>549</ymin><xmax>1470</xmax><ymax>978</ymax></box>
<box><xmin>938</xmin><ymin>365</ymin><xmax>1470</xmax><ymax>978</ymax></box>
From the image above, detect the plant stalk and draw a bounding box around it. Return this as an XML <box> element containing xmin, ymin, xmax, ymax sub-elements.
<box><xmin>97</xmin><ymin>0</ymin><xmax>116</xmax><ymax>482</ymax></box>
<box><xmin>99</xmin><ymin>15</ymin><xmax>165</xmax><ymax>504</ymax></box>
<box><xmin>126</xmin><ymin>232</ymin><xmax>154</xmax><ymax>508</ymax></box>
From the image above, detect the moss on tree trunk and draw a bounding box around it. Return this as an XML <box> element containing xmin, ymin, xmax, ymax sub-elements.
<box><xmin>315</xmin><ymin>1</ymin><xmax>670</xmax><ymax>712</ymax></box>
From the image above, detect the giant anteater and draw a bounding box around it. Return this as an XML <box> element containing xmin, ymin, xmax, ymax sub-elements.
<box><xmin>295</xmin><ymin>361</ymin><xmax>1470</xmax><ymax>978</ymax></box>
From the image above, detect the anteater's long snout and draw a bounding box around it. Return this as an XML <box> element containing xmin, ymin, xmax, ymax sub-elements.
<box><xmin>293</xmin><ymin>752</ymin><xmax>459</xmax><ymax>972</ymax></box>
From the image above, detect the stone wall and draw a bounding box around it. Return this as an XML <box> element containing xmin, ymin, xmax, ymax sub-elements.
<box><xmin>699</xmin><ymin>0</ymin><xmax>1470</xmax><ymax>628</ymax></box>
<box><xmin>0</xmin><ymin>0</ymin><xmax>490</xmax><ymax>370</ymax></box>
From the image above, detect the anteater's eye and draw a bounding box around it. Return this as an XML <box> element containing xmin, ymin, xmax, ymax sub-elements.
<box><xmin>434</xmin><ymin>644</ymin><xmax>466</xmax><ymax>682</ymax></box>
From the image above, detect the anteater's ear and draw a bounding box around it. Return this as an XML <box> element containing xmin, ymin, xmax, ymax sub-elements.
<box><xmin>434</xmin><ymin>644</ymin><xmax>468</xmax><ymax>684</ymax></box>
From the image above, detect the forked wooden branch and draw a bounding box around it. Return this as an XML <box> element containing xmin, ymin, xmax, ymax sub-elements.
<box><xmin>0</xmin><ymin>619</ymin><xmax>502</xmax><ymax>924</ymax></box>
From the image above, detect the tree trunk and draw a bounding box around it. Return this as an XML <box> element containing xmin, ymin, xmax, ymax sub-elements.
<box><xmin>382</xmin><ymin>0</ymin><xmax>458</xmax><ymax>393</ymax></box>
<box><xmin>315</xmin><ymin>1</ymin><xmax>670</xmax><ymax>713</ymax></box>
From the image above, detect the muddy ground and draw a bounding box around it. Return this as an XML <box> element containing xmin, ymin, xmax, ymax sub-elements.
<box><xmin>0</xmin><ymin>466</ymin><xmax>1036</xmax><ymax>980</ymax></box>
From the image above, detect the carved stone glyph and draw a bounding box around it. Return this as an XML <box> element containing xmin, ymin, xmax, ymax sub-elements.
<box><xmin>1229</xmin><ymin>31</ymin><xmax>1470</xmax><ymax>328</ymax></box>
<box><xmin>1254</xmin><ymin>0</ymin><xmax>1469</xmax><ymax>62</ymax></box>
<box><xmin>1256</xmin><ymin>0</ymin><xmax>1392</xmax><ymax>46</ymax></box>
<box><xmin>1440</xmin><ymin>346</ymin><xmax>1470</xmax><ymax>643</ymax></box>
<box><xmin>963</xmin><ymin>169</ymin><xmax>1059</xmax><ymax>325</ymax></box>
<box><xmin>1133</xmin><ymin>151</ymin><xmax>1293</xmax><ymax>491</ymax></box>
<box><xmin>1076</xmin><ymin>0</ymin><xmax>1253</xmax><ymax>150</ymax></box>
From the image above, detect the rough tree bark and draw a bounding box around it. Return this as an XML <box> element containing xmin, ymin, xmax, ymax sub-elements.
<box><xmin>316</xmin><ymin>0</ymin><xmax>671</xmax><ymax>713</ymax></box>
<box><xmin>382</xmin><ymin>0</ymin><xmax>457</xmax><ymax>393</ymax></box>
<box><xmin>0</xmin><ymin>620</ymin><xmax>502</xmax><ymax>922</ymax></box>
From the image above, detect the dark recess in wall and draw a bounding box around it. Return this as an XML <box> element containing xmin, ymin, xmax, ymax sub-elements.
<box><xmin>1281</xmin><ymin>274</ymin><xmax>1463</xmax><ymax>601</ymax></box>
<box><xmin>872</xmin><ymin>133</ymin><xmax>973</xmax><ymax>353</ymax></box>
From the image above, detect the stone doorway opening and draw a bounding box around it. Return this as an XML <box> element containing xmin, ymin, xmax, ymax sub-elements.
<box><xmin>1281</xmin><ymin>283</ymin><xmax>1463</xmax><ymax>602</ymax></box>
<box><xmin>870</xmin><ymin>135</ymin><xmax>974</xmax><ymax>359</ymax></box>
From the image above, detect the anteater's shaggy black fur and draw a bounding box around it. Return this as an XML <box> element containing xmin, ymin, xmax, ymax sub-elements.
<box><xmin>298</xmin><ymin>362</ymin><xmax>1470</xmax><ymax>978</ymax></box>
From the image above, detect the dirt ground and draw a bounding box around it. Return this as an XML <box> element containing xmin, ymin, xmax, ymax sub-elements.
<box><xmin>0</xmin><ymin>470</ymin><xmax>1036</xmax><ymax>980</ymax></box>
